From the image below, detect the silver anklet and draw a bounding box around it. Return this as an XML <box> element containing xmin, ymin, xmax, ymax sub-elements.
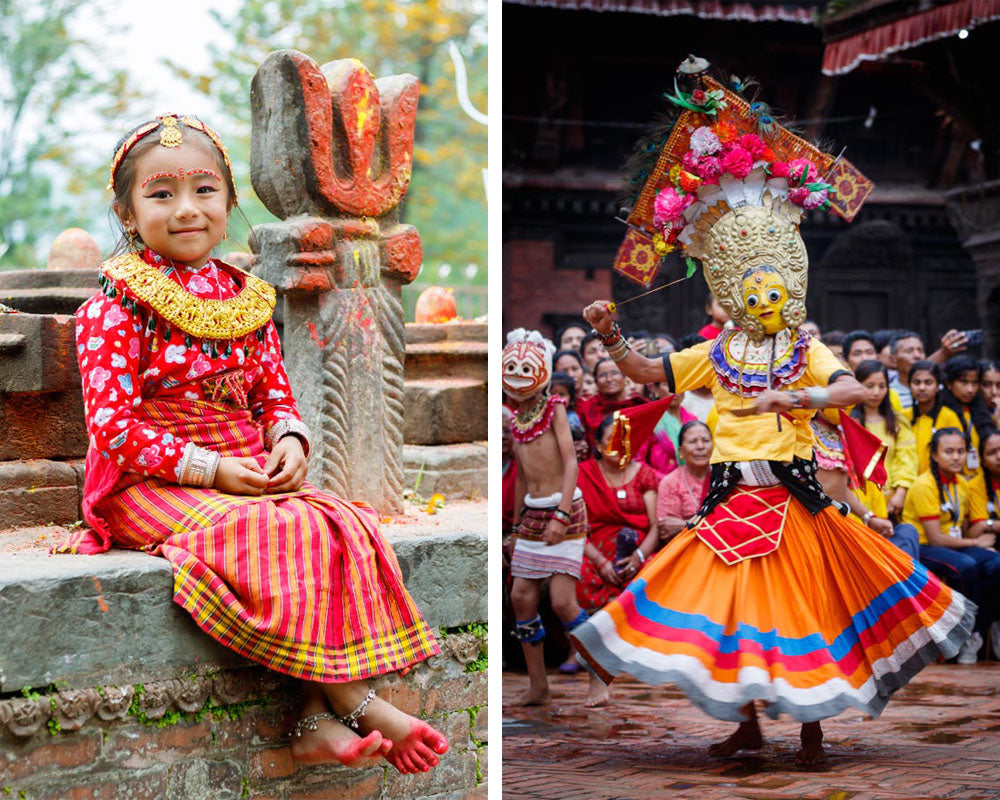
<box><xmin>292</xmin><ymin>711</ymin><xmax>338</xmax><ymax>738</ymax></box>
<box><xmin>338</xmin><ymin>688</ymin><xmax>376</xmax><ymax>730</ymax></box>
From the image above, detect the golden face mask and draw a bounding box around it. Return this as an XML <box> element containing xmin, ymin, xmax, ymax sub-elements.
<box><xmin>741</xmin><ymin>268</ymin><xmax>788</xmax><ymax>335</ymax></box>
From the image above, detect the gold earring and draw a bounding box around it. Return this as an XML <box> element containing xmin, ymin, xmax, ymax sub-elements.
<box><xmin>127</xmin><ymin>229</ymin><xmax>137</xmax><ymax>251</ymax></box>
<box><xmin>223</xmin><ymin>226</ymin><xmax>229</xmax><ymax>241</ymax></box>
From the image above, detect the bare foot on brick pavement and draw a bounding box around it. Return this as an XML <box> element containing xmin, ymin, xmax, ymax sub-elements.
<box><xmin>708</xmin><ymin>702</ymin><xmax>763</xmax><ymax>756</ymax></box>
<box><xmin>794</xmin><ymin>721</ymin><xmax>828</xmax><ymax>770</ymax></box>
<box><xmin>585</xmin><ymin>675</ymin><xmax>611</xmax><ymax>708</ymax></box>
<box><xmin>508</xmin><ymin>685</ymin><xmax>551</xmax><ymax>707</ymax></box>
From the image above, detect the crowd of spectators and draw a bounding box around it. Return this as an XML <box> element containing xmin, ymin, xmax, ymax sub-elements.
<box><xmin>503</xmin><ymin>296</ymin><xmax>1000</xmax><ymax>672</ymax></box>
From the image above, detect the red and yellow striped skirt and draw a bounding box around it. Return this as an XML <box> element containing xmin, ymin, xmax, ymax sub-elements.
<box><xmin>96</xmin><ymin>400</ymin><xmax>438</xmax><ymax>683</ymax></box>
<box><xmin>571</xmin><ymin>491</ymin><xmax>975</xmax><ymax>723</ymax></box>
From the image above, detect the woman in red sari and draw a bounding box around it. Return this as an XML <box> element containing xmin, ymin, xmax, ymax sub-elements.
<box><xmin>578</xmin><ymin>358</ymin><xmax>647</xmax><ymax>446</ymax></box>
<box><xmin>577</xmin><ymin>415</ymin><xmax>660</xmax><ymax>613</ymax></box>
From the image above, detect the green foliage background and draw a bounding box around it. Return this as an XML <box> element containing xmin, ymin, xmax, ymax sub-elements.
<box><xmin>0</xmin><ymin>0</ymin><xmax>487</xmax><ymax>301</ymax></box>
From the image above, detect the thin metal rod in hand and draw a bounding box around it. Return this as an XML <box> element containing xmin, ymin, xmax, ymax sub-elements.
<box><xmin>607</xmin><ymin>274</ymin><xmax>692</xmax><ymax>313</ymax></box>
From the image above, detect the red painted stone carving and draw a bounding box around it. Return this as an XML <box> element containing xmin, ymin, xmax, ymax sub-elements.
<box><xmin>249</xmin><ymin>50</ymin><xmax>423</xmax><ymax>513</ymax></box>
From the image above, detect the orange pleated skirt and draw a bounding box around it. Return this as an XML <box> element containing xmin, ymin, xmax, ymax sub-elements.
<box><xmin>571</xmin><ymin>495</ymin><xmax>975</xmax><ymax>723</ymax></box>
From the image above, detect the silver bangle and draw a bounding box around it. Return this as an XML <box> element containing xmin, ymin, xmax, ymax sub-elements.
<box><xmin>862</xmin><ymin>510</ymin><xmax>874</xmax><ymax>526</ymax></box>
<box><xmin>266</xmin><ymin>418</ymin><xmax>311</xmax><ymax>457</ymax></box>
<box><xmin>606</xmin><ymin>338</ymin><xmax>631</xmax><ymax>362</ymax></box>
<box><xmin>803</xmin><ymin>386</ymin><xmax>830</xmax><ymax>408</ymax></box>
<box><xmin>179</xmin><ymin>443</ymin><xmax>221</xmax><ymax>488</ymax></box>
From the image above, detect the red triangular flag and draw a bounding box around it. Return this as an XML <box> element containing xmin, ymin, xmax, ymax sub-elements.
<box><xmin>604</xmin><ymin>396</ymin><xmax>673</xmax><ymax>467</ymax></box>
<box><xmin>838</xmin><ymin>409</ymin><xmax>888</xmax><ymax>489</ymax></box>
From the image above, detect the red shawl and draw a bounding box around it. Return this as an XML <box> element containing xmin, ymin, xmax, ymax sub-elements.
<box><xmin>577</xmin><ymin>457</ymin><xmax>655</xmax><ymax>547</ymax></box>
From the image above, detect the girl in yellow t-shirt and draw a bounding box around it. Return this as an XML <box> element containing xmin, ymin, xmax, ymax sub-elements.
<box><xmin>907</xmin><ymin>360</ymin><xmax>963</xmax><ymax>475</ymax></box>
<box><xmin>967</xmin><ymin>429</ymin><xmax>1000</xmax><ymax>539</ymax></box>
<box><xmin>903</xmin><ymin>427</ymin><xmax>1000</xmax><ymax>663</ymax></box>
<box><xmin>851</xmin><ymin>360</ymin><xmax>917</xmax><ymax>519</ymax></box>
<box><xmin>940</xmin><ymin>355</ymin><xmax>994</xmax><ymax>479</ymax></box>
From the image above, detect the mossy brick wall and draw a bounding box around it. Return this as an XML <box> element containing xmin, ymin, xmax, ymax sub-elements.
<box><xmin>0</xmin><ymin>637</ymin><xmax>487</xmax><ymax>800</ymax></box>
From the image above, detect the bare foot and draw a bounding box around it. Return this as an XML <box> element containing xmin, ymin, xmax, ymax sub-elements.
<box><xmin>290</xmin><ymin>715</ymin><xmax>388</xmax><ymax>768</ymax></box>
<box><xmin>707</xmin><ymin>722</ymin><xmax>764</xmax><ymax>757</ymax></box>
<box><xmin>508</xmin><ymin>685</ymin><xmax>551</xmax><ymax>707</ymax></box>
<box><xmin>794</xmin><ymin>721</ymin><xmax>827</xmax><ymax>770</ymax></box>
<box><xmin>584</xmin><ymin>678</ymin><xmax>610</xmax><ymax>708</ymax></box>
<box><xmin>356</xmin><ymin>697</ymin><xmax>449</xmax><ymax>775</ymax></box>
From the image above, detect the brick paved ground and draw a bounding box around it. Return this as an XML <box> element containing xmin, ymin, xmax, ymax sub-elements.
<box><xmin>502</xmin><ymin>664</ymin><xmax>1000</xmax><ymax>800</ymax></box>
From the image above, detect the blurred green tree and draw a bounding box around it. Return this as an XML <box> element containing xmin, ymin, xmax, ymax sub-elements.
<box><xmin>171</xmin><ymin>0</ymin><xmax>487</xmax><ymax>283</ymax></box>
<box><xmin>0</xmin><ymin>0</ymin><xmax>135</xmax><ymax>268</ymax></box>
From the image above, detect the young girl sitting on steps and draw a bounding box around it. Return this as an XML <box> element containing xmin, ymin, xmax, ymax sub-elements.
<box><xmin>63</xmin><ymin>114</ymin><xmax>448</xmax><ymax>773</ymax></box>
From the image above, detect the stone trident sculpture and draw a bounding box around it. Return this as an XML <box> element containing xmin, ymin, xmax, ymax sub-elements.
<box><xmin>249</xmin><ymin>50</ymin><xmax>422</xmax><ymax>513</ymax></box>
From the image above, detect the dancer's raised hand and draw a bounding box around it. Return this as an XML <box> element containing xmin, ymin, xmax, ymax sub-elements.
<box><xmin>583</xmin><ymin>301</ymin><xmax>615</xmax><ymax>335</ymax></box>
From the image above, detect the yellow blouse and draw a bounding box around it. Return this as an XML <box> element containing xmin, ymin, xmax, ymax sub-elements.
<box><xmin>861</xmin><ymin>413</ymin><xmax>917</xmax><ymax>493</ymax></box>
<box><xmin>908</xmin><ymin>405</ymin><xmax>963</xmax><ymax>476</ymax></box>
<box><xmin>851</xmin><ymin>479</ymin><xmax>887</xmax><ymax>523</ymax></box>
<box><xmin>667</xmin><ymin>336</ymin><xmax>846</xmax><ymax>464</ymax></box>
<box><xmin>902</xmin><ymin>470</ymin><xmax>969</xmax><ymax>545</ymax></box>
<box><xmin>956</xmin><ymin>407</ymin><xmax>982</xmax><ymax>480</ymax></box>
<box><xmin>967</xmin><ymin>471</ymin><xmax>1000</xmax><ymax>523</ymax></box>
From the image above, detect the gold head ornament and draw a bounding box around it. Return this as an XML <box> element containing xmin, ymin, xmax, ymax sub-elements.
<box><xmin>107</xmin><ymin>114</ymin><xmax>238</xmax><ymax>205</ymax></box>
<box><xmin>681</xmin><ymin>175</ymin><xmax>808</xmax><ymax>342</ymax></box>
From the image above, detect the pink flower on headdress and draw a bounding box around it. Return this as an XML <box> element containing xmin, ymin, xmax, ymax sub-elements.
<box><xmin>787</xmin><ymin>158</ymin><xmax>818</xmax><ymax>185</ymax></box>
<box><xmin>689</xmin><ymin>126</ymin><xmax>720</xmax><ymax>157</ymax></box>
<box><xmin>682</xmin><ymin>150</ymin><xmax>701</xmax><ymax>174</ymax></box>
<box><xmin>695</xmin><ymin>156</ymin><xmax>722</xmax><ymax>182</ymax></box>
<box><xmin>737</xmin><ymin>134</ymin><xmax>767</xmax><ymax>160</ymax></box>
<box><xmin>789</xmin><ymin>186</ymin><xmax>829</xmax><ymax>209</ymax></box>
<box><xmin>653</xmin><ymin>187</ymin><xmax>693</xmax><ymax>227</ymax></box>
<box><xmin>721</xmin><ymin>146</ymin><xmax>753</xmax><ymax>179</ymax></box>
<box><xmin>769</xmin><ymin>161</ymin><xmax>789</xmax><ymax>178</ymax></box>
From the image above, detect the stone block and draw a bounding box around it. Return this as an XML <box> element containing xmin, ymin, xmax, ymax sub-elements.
<box><xmin>0</xmin><ymin>268</ymin><xmax>99</xmax><ymax>290</ymax></box>
<box><xmin>390</xmin><ymin>530</ymin><xmax>487</xmax><ymax>631</ymax></box>
<box><xmin>405</xmin><ymin>322</ymin><xmax>487</xmax><ymax>345</ymax></box>
<box><xmin>404</xmin><ymin>341</ymin><xmax>488</xmax><ymax>383</ymax></box>
<box><xmin>0</xmin><ymin>515</ymin><xmax>485</xmax><ymax>693</ymax></box>
<box><xmin>404</xmin><ymin>379</ymin><xmax>487</xmax><ymax>445</ymax></box>
<box><xmin>0</xmin><ymin>287</ymin><xmax>94</xmax><ymax>316</ymax></box>
<box><xmin>404</xmin><ymin>444</ymin><xmax>487</xmax><ymax>499</ymax></box>
<box><xmin>0</xmin><ymin>459</ymin><xmax>80</xmax><ymax>528</ymax></box>
<box><xmin>0</xmin><ymin>390</ymin><xmax>89</xmax><ymax>461</ymax></box>
<box><xmin>0</xmin><ymin>313</ymin><xmax>80</xmax><ymax>393</ymax></box>
<box><xmin>0</xmin><ymin>551</ymin><xmax>243</xmax><ymax>694</ymax></box>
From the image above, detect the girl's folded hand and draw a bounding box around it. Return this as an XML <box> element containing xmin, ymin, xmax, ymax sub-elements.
<box><xmin>264</xmin><ymin>436</ymin><xmax>308</xmax><ymax>493</ymax></box>
<box><xmin>214</xmin><ymin>457</ymin><xmax>269</xmax><ymax>495</ymax></box>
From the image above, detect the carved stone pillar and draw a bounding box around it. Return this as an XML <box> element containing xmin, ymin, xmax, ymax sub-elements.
<box><xmin>944</xmin><ymin>180</ymin><xmax>1000</xmax><ymax>359</ymax></box>
<box><xmin>249</xmin><ymin>50</ymin><xmax>422</xmax><ymax>512</ymax></box>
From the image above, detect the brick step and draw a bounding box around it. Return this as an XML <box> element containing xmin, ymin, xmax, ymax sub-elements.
<box><xmin>0</xmin><ymin>500</ymin><xmax>486</xmax><ymax>694</ymax></box>
<box><xmin>0</xmin><ymin>459</ymin><xmax>84</xmax><ymax>529</ymax></box>
<box><xmin>404</xmin><ymin>378</ymin><xmax>487</xmax><ymax>445</ymax></box>
<box><xmin>0</xmin><ymin>287</ymin><xmax>94</xmax><ymax>315</ymax></box>
<box><xmin>0</xmin><ymin>267</ymin><xmax>99</xmax><ymax>290</ymax></box>
<box><xmin>405</xmin><ymin>322</ymin><xmax>487</xmax><ymax>345</ymax></box>
<box><xmin>404</xmin><ymin>443</ymin><xmax>487</xmax><ymax>499</ymax></box>
<box><xmin>404</xmin><ymin>341</ymin><xmax>488</xmax><ymax>383</ymax></box>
